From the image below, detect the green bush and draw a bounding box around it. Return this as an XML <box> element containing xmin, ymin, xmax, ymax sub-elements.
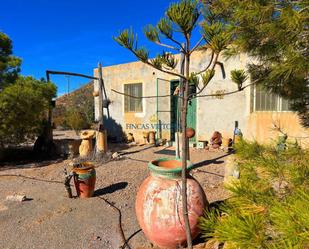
<box><xmin>64</xmin><ymin>109</ymin><xmax>89</xmax><ymax>135</ymax></box>
<box><xmin>199</xmin><ymin>141</ymin><xmax>309</xmax><ymax>249</ymax></box>
<box><xmin>52</xmin><ymin>82</ymin><xmax>94</xmax><ymax>130</ymax></box>
<box><xmin>0</xmin><ymin>76</ymin><xmax>56</xmax><ymax>146</ymax></box>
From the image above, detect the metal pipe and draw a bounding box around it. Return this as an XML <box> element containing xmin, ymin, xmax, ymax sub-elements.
<box><xmin>46</xmin><ymin>70</ymin><xmax>99</xmax><ymax>80</ymax></box>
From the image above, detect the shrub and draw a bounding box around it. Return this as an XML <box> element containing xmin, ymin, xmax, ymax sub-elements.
<box><xmin>52</xmin><ymin>82</ymin><xmax>94</xmax><ymax>130</ymax></box>
<box><xmin>64</xmin><ymin>109</ymin><xmax>89</xmax><ymax>135</ymax></box>
<box><xmin>199</xmin><ymin>141</ymin><xmax>309</xmax><ymax>249</ymax></box>
<box><xmin>0</xmin><ymin>76</ymin><xmax>56</xmax><ymax>146</ymax></box>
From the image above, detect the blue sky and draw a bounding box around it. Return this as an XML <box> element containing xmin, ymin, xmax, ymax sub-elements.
<box><xmin>1</xmin><ymin>0</ymin><xmax>184</xmax><ymax>96</ymax></box>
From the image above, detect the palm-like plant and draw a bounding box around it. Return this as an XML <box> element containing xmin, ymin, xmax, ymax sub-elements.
<box><xmin>231</xmin><ymin>69</ymin><xmax>248</xmax><ymax>91</ymax></box>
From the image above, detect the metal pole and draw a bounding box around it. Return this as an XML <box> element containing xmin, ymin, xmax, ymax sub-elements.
<box><xmin>65</xmin><ymin>76</ymin><xmax>70</xmax><ymax>95</ymax></box>
<box><xmin>98</xmin><ymin>62</ymin><xmax>104</xmax><ymax>127</ymax></box>
<box><xmin>156</xmin><ymin>78</ymin><xmax>159</xmax><ymax>140</ymax></box>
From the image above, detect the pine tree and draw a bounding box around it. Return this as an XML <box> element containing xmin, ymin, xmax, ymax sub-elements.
<box><xmin>0</xmin><ymin>32</ymin><xmax>21</xmax><ymax>89</ymax></box>
<box><xmin>208</xmin><ymin>0</ymin><xmax>309</xmax><ymax>127</ymax></box>
<box><xmin>199</xmin><ymin>141</ymin><xmax>309</xmax><ymax>248</ymax></box>
<box><xmin>114</xmin><ymin>0</ymin><xmax>247</xmax><ymax>247</ymax></box>
<box><xmin>0</xmin><ymin>76</ymin><xmax>56</xmax><ymax>146</ymax></box>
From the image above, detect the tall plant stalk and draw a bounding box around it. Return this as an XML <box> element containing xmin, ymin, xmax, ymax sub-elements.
<box><xmin>181</xmin><ymin>38</ymin><xmax>192</xmax><ymax>245</ymax></box>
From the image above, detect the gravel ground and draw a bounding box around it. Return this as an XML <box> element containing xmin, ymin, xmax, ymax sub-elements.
<box><xmin>0</xmin><ymin>144</ymin><xmax>230</xmax><ymax>249</ymax></box>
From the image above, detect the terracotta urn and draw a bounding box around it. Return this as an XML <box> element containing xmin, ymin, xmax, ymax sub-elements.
<box><xmin>136</xmin><ymin>158</ymin><xmax>208</xmax><ymax>249</ymax></box>
<box><xmin>186</xmin><ymin>127</ymin><xmax>195</xmax><ymax>138</ymax></box>
<box><xmin>79</xmin><ymin>130</ymin><xmax>96</xmax><ymax>157</ymax></box>
<box><xmin>73</xmin><ymin>162</ymin><xmax>96</xmax><ymax>198</ymax></box>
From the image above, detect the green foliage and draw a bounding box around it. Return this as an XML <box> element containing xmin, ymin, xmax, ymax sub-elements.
<box><xmin>166</xmin><ymin>0</ymin><xmax>200</xmax><ymax>35</ymax></box>
<box><xmin>201</xmin><ymin>69</ymin><xmax>215</xmax><ymax>86</ymax></box>
<box><xmin>144</xmin><ymin>25</ymin><xmax>160</xmax><ymax>43</ymax></box>
<box><xmin>64</xmin><ymin>109</ymin><xmax>89</xmax><ymax>135</ymax></box>
<box><xmin>114</xmin><ymin>0</ymin><xmax>235</xmax><ymax>77</ymax></box>
<box><xmin>53</xmin><ymin>82</ymin><xmax>94</xmax><ymax>130</ymax></box>
<box><xmin>188</xmin><ymin>72</ymin><xmax>199</xmax><ymax>86</ymax></box>
<box><xmin>201</xmin><ymin>20</ymin><xmax>232</xmax><ymax>53</ymax></box>
<box><xmin>199</xmin><ymin>141</ymin><xmax>309</xmax><ymax>248</ymax></box>
<box><xmin>0</xmin><ymin>32</ymin><xmax>22</xmax><ymax>89</ymax></box>
<box><xmin>70</xmin><ymin>85</ymin><xmax>94</xmax><ymax>127</ymax></box>
<box><xmin>0</xmin><ymin>76</ymin><xmax>56</xmax><ymax>146</ymax></box>
<box><xmin>157</xmin><ymin>18</ymin><xmax>173</xmax><ymax>39</ymax></box>
<box><xmin>231</xmin><ymin>69</ymin><xmax>248</xmax><ymax>91</ymax></box>
<box><xmin>210</xmin><ymin>0</ymin><xmax>309</xmax><ymax>126</ymax></box>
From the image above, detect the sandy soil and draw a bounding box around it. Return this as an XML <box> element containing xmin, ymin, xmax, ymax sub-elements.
<box><xmin>0</xmin><ymin>144</ymin><xmax>230</xmax><ymax>249</ymax></box>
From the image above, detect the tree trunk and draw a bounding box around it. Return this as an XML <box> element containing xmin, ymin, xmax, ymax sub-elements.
<box><xmin>181</xmin><ymin>44</ymin><xmax>193</xmax><ymax>248</ymax></box>
<box><xmin>176</xmin><ymin>49</ymin><xmax>185</xmax><ymax>158</ymax></box>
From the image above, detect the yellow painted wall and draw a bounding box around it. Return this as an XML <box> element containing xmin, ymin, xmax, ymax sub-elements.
<box><xmin>247</xmin><ymin>112</ymin><xmax>309</xmax><ymax>148</ymax></box>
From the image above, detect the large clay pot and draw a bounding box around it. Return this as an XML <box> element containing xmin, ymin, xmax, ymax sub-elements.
<box><xmin>73</xmin><ymin>162</ymin><xmax>96</xmax><ymax>198</ymax></box>
<box><xmin>136</xmin><ymin>158</ymin><xmax>208</xmax><ymax>249</ymax></box>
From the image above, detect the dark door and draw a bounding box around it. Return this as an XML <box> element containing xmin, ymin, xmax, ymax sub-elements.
<box><xmin>170</xmin><ymin>80</ymin><xmax>197</xmax><ymax>142</ymax></box>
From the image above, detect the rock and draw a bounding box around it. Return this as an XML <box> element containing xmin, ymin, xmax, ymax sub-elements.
<box><xmin>6</xmin><ymin>195</ymin><xmax>27</xmax><ymax>202</ymax></box>
<box><xmin>112</xmin><ymin>152</ymin><xmax>119</xmax><ymax>159</ymax></box>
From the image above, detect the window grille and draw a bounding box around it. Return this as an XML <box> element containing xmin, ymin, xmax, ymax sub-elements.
<box><xmin>254</xmin><ymin>86</ymin><xmax>292</xmax><ymax>112</ymax></box>
<box><xmin>124</xmin><ymin>83</ymin><xmax>143</xmax><ymax>112</ymax></box>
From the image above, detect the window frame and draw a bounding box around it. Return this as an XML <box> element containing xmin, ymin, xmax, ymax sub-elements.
<box><xmin>123</xmin><ymin>82</ymin><xmax>143</xmax><ymax>113</ymax></box>
<box><xmin>253</xmin><ymin>86</ymin><xmax>293</xmax><ymax>112</ymax></box>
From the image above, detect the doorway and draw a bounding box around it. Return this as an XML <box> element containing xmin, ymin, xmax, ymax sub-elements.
<box><xmin>170</xmin><ymin>80</ymin><xmax>197</xmax><ymax>142</ymax></box>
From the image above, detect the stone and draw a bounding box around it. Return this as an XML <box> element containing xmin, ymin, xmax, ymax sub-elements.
<box><xmin>6</xmin><ymin>195</ymin><xmax>26</xmax><ymax>202</ymax></box>
<box><xmin>112</xmin><ymin>152</ymin><xmax>119</xmax><ymax>159</ymax></box>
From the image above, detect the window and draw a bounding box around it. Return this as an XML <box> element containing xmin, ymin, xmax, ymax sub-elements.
<box><xmin>124</xmin><ymin>83</ymin><xmax>143</xmax><ymax>112</ymax></box>
<box><xmin>254</xmin><ymin>86</ymin><xmax>292</xmax><ymax>112</ymax></box>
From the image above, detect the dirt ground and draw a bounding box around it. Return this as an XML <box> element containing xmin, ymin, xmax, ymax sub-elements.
<box><xmin>0</xmin><ymin>144</ymin><xmax>230</xmax><ymax>249</ymax></box>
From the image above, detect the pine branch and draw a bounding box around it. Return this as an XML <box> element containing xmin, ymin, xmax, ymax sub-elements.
<box><xmin>154</xmin><ymin>41</ymin><xmax>180</xmax><ymax>51</ymax></box>
<box><xmin>193</xmin><ymin>82</ymin><xmax>255</xmax><ymax>99</ymax></box>
<box><xmin>114</xmin><ymin>29</ymin><xmax>186</xmax><ymax>79</ymax></box>
<box><xmin>144</xmin><ymin>24</ymin><xmax>181</xmax><ymax>51</ymax></box>
<box><xmin>190</xmin><ymin>36</ymin><xmax>205</xmax><ymax>54</ymax></box>
<box><xmin>157</xmin><ymin>18</ymin><xmax>185</xmax><ymax>50</ymax></box>
<box><xmin>193</xmin><ymin>52</ymin><xmax>219</xmax><ymax>96</ymax></box>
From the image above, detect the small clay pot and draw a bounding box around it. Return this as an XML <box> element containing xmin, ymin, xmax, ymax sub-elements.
<box><xmin>73</xmin><ymin>162</ymin><xmax>96</xmax><ymax>198</ymax></box>
<box><xmin>186</xmin><ymin>127</ymin><xmax>195</xmax><ymax>138</ymax></box>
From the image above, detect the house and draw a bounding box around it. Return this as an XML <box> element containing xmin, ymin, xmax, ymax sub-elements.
<box><xmin>93</xmin><ymin>50</ymin><xmax>309</xmax><ymax>148</ymax></box>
